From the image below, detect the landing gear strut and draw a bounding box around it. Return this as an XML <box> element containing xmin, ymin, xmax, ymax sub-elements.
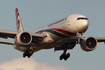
<box><xmin>59</xmin><ymin>48</ymin><xmax>70</xmax><ymax>61</ymax></box>
<box><xmin>23</xmin><ymin>47</ymin><xmax>33</xmax><ymax>58</ymax></box>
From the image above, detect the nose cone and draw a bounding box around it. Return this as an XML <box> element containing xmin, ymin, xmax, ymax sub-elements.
<box><xmin>77</xmin><ymin>20</ymin><xmax>89</xmax><ymax>33</ymax></box>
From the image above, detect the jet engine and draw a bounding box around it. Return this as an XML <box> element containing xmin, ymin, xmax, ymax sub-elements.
<box><xmin>80</xmin><ymin>37</ymin><xmax>97</xmax><ymax>51</ymax></box>
<box><xmin>15</xmin><ymin>32</ymin><xmax>32</xmax><ymax>45</ymax></box>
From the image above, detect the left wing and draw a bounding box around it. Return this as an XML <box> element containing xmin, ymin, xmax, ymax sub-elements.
<box><xmin>95</xmin><ymin>37</ymin><xmax>105</xmax><ymax>42</ymax></box>
<box><xmin>54</xmin><ymin>36</ymin><xmax>105</xmax><ymax>51</ymax></box>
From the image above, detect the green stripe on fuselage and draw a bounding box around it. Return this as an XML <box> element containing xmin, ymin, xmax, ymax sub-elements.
<box><xmin>45</xmin><ymin>30</ymin><xmax>68</xmax><ymax>38</ymax></box>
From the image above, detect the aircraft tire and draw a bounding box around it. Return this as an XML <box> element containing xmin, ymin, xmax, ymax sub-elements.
<box><xmin>64</xmin><ymin>53</ymin><xmax>70</xmax><ymax>61</ymax></box>
<box><xmin>60</xmin><ymin>56</ymin><xmax>63</xmax><ymax>60</ymax></box>
<box><xmin>67</xmin><ymin>53</ymin><xmax>70</xmax><ymax>58</ymax></box>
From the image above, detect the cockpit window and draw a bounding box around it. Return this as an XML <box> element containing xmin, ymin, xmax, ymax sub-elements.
<box><xmin>77</xmin><ymin>17</ymin><xmax>88</xmax><ymax>20</ymax></box>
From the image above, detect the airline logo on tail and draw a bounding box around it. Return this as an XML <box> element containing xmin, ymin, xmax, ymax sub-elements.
<box><xmin>15</xmin><ymin>8</ymin><xmax>24</xmax><ymax>32</ymax></box>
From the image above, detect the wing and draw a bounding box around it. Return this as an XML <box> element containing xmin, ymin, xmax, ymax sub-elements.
<box><xmin>0</xmin><ymin>30</ymin><xmax>18</xmax><ymax>39</ymax></box>
<box><xmin>0</xmin><ymin>30</ymin><xmax>44</xmax><ymax>45</ymax></box>
<box><xmin>60</xmin><ymin>37</ymin><xmax>105</xmax><ymax>43</ymax></box>
<box><xmin>95</xmin><ymin>37</ymin><xmax>105</xmax><ymax>42</ymax></box>
<box><xmin>54</xmin><ymin>36</ymin><xmax>105</xmax><ymax>51</ymax></box>
<box><xmin>30</xmin><ymin>33</ymin><xmax>44</xmax><ymax>43</ymax></box>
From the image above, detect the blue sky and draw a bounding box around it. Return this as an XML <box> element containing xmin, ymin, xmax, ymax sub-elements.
<box><xmin>0</xmin><ymin>0</ymin><xmax>105</xmax><ymax>70</ymax></box>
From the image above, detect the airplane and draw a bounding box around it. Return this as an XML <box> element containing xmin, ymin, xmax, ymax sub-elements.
<box><xmin>0</xmin><ymin>8</ymin><xmax>105</xmax><ymax>61</ymax></box>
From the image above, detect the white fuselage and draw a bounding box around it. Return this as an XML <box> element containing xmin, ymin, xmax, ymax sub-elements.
<box><xmin>15</xmin><ymin>14</ymin><xmax>89</xmax><ymax>52</ymax></box>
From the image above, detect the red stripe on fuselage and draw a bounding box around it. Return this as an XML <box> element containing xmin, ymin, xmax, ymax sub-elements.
<box><xmin>39</xmin><ymin>30</ymin><xmax>45</xmax><ymax>34</ymax></box>
<box><xmin>37</xmin><ymin>28</ymin><xmax>76</xmax><ymax>36</ymax></box>
<box><xmin>50</xmin><ymin>28</ymin><xmax>76</xmax><ymax>35</ymax></box>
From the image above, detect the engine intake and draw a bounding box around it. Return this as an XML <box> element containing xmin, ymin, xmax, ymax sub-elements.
<box><xmin>15</xmin><ymin>32</ymin><xmax>32</xmax><ymax>45</ymax></box>
<box><xmin>80</xmin><ymin>37</ymin><xmax>97</xmax><ymax>51</ymax></box>
<box><xmin>20</xmin><ymin>33</ymin><xmax>31</xmax><ymax>43</ymax></box>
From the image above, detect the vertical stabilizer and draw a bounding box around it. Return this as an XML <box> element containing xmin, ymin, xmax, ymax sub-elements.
<box><xmin>15</xmin><ymin>8</ymin><xmax>24</xmax><ymax>32</ymax></box>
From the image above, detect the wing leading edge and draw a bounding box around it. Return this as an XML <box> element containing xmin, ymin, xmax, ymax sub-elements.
<box><xmin>54</xmin><ymin>36</ymin><xmax>105</xmax><ymax>51</ymax></box>
<box><xmin>95</xmin><ymin>37</ymin><xmax>105</xmax><ymax>42</ymax></box>
<box><xmin>0</xmin><ymin>30</ymin><xmax>44</xmax><ymax>45</ymax></box>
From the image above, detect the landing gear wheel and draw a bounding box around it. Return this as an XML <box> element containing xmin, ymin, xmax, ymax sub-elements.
<box><xmin>60</xmin><ymin>55</ymin><xmax>63</xmax><ymax>60</ymax></box>
<box><xmin>23</xmin><ymin>53</ymin><xmax>26</xmax><ymax>58</ymax></box>
<box><xmin>64</xmin><ymin>53</ymin><xmax>70</xmax><ymax>61</ymax></box>
<box><xmin>27</xmin><ymin>51</ymin><xmax>33</xmax><ymax>58</ymax></box>
<box><xmin>59</xmin><ymin>52</ymin><xmax>65</xmax><ymax>60</ymax></box>
<box><xmin>23</xmin><ymin>49</ymin><xmax>28</xmax><ymax>58</ymax></box>
<box><xmin>59</xmin><ymin>53</ymin><xmax>70</xmax><ymax>61</ymax></box>
<box><xmin>67</xmin><ymin>53</ymin><xmax>70</xmax><ymax>58</ymax></box>
<box><xmin>23</xmin><ymin>49</ymin><xmax>33</xmax><ymax>58</ymax></box>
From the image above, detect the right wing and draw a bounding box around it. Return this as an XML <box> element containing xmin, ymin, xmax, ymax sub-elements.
<box><xmin>0</xmin><ymin>30</ymin><xmax>18</xmax><ymax>39</ymax></box>
<box><xmin>0</xmin><ymin>30</ymin><xmax>18</xmax><ymax>45</ymax></box>
<box><xmin>0</xmin><ymin>8</ymin><xmax>44</xmax><ymax>45</ymax></box>
<box><xmin>0</xmin><ymin>30</ymin><xmax>44</xmax><ymax>45</ymax></box>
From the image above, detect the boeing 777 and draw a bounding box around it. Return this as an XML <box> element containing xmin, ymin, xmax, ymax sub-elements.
<box><xmin>0</xmin><ymin>8</ymin><xmax>105</xmax><ymax>61</ymax></box>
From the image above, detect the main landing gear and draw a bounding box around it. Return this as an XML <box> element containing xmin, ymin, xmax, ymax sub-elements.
<box><xmin>59</xmin><ymin>49</ymin><xmax>70</xmax><ymax>61</ymax></box>
<box><xmin>60</xmin><ymin>52</ymin><xmax>70</xmax><ymax>61</ymax></box>
<box><xmin>23</xmin><ymin>47</ymin><xmax>33</xmax><ymax>58</ymax></box>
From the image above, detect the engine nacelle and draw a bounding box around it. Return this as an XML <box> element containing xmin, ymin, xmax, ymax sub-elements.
<box><xmin>80</xmin><ymin>37</ymin><xmax>97</xmax><ymax>52</ymax></box>
<box><xmin>15</xmin><ymin>32</ymin><xmax>32</xmax><ymax>45</ymax></box>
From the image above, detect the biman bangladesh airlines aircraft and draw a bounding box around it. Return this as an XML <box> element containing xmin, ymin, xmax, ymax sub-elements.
<box><xmin>0</xmin><ymin>8</ymin><xmax>105</xmax><ymax>61</ymax></box>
